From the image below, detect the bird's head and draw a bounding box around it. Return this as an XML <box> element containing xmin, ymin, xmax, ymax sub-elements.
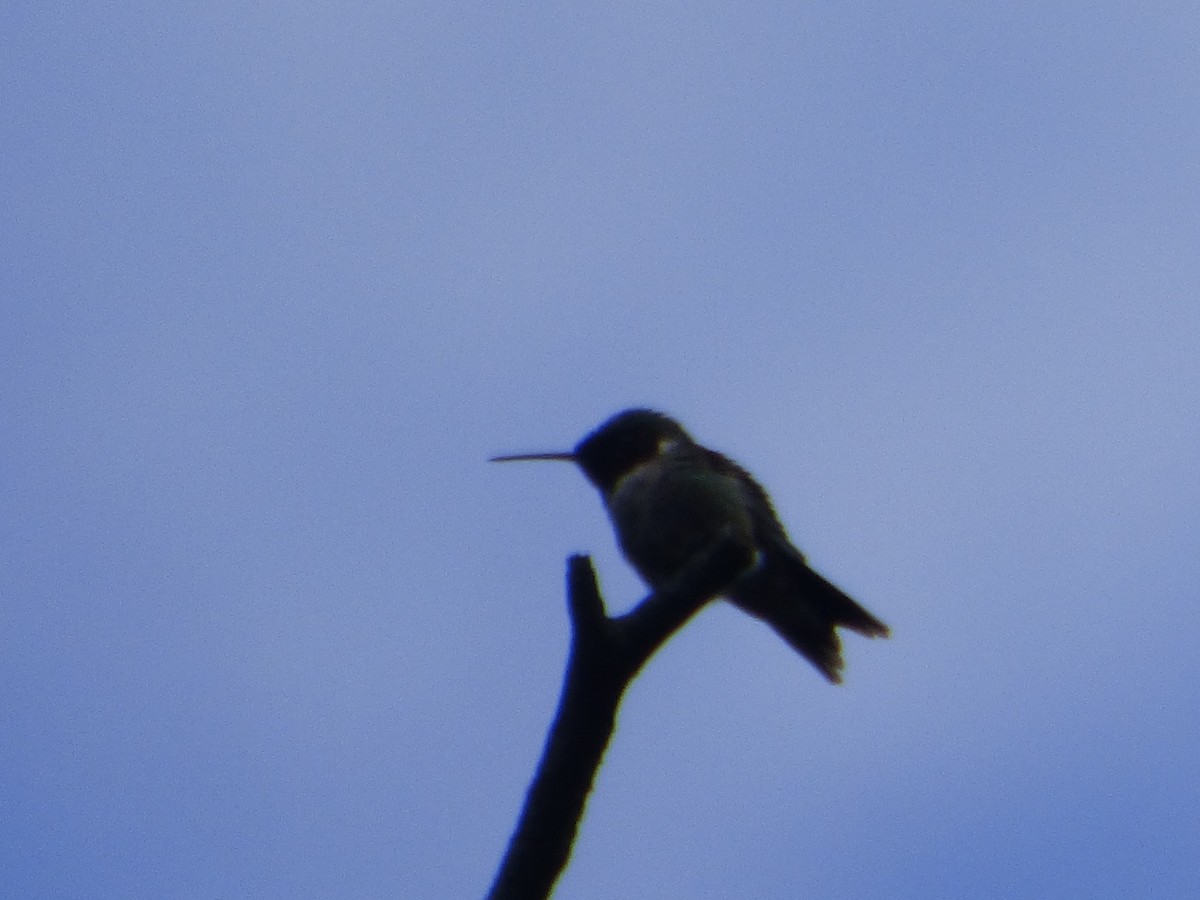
<box><xmin>490</xmin><ymin>408</ymin><xmax>692</xmax><ymax>493</ymax></box>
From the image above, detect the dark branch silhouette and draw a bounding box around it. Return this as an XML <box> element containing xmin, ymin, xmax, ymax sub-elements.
<box><xmin>487</xmin><ymin>532</ymin><xmax>755</xmax><ymax>900</ymax></box>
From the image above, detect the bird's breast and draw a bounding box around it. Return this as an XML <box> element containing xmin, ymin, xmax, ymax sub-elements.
<box><xmin>605</xmin><ymin>458</ymin><xmax>755</xmax><ymax>587</ymax></box>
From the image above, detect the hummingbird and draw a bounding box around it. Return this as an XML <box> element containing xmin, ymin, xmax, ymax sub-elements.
<box><xmin>492</xmin><ymin>408</ymin><xmax>889</xmax><ymax>683</ymax></box>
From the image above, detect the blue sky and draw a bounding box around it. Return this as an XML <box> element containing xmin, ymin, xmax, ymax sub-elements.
<box><xmin>3</xmin><ymin>4</ymin><xmax>1198</xmax><ymax>898</ymax></box>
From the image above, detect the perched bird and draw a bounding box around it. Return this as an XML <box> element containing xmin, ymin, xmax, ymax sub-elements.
<box><xmin>492</xmin><ymin>408</ymin><xmax>889</xmax><ymax>683</ymax></box>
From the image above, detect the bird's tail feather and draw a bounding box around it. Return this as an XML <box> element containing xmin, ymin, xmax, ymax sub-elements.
<box><xmin>731</xmin><ymin>551</ymin><xmax>889</xmax><ymax>683</ymax></box>
<box><xmin>798</xmin><ymin>563</ymin><xmax>891</xmax><ymax>640</ymax></box>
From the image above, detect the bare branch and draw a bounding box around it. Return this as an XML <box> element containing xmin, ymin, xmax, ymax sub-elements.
<box><xmin>487</xmin><ymin>532</ymin><xmax>754</xmax><ymax>900</ymax></box>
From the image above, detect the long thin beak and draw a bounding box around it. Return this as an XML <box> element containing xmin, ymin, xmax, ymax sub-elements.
<box><xmin>489</xmin><ymin>451</ymin><xmax>576</xmax><ymax>463</ymax></box>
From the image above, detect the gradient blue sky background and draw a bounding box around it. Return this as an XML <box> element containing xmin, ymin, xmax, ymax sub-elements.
<box><xmin>4</xmin><ymin>4</ymin><xmax>1198</xmax><ymax>898</ymax></box>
